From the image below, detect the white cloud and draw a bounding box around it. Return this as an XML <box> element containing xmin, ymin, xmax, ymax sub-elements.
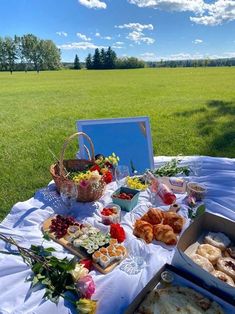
<box><xmin>127</xmin><ymin>31</ymin><xmax>155</xmax><ymax>44</ymax></box>
<box><xmin>129</xmin><ymin>0</ymin><xmax>235</xmax><ymax>26</ymax></box>
<box><xmin>112</xmin><ymin>45</ymin><xmax>124</xmax><ymax>49</ymax></box>
<box><xmin>116</xmin><ymin>22</ymin><xmax>155</xmax><ymax>45</ymax></box>
<box><xmin>78</xmin><ymin>0</ymin><xmax>107</xmax><ymax>9</ymax></box>
<box><xmin>140</xmin><ymin>52</ymin><xmax>157</xmax><ymax>61</ymax></box>
<box><xmin>128</xmin><ymin>0</ymin><xmax>205</xmax><ymax>14</ymax></box>
<box><xmin>112</xmin><ymin>41</ymin><xmax>125</xmax><ymax>49</ymax></box>
<box><xmin>56</xmin><ymin>31</ymin><xmax>68</xmax><ymax>37</ymax></box>
<box><xmin>103</xmin><ymin>36</ymin><xmax>112</xmax><ymax>40</ymax></box>
<box><xmin>115</xmin><ymin>22</ymin><xmax>154</xmax><ymax>31</ymax></box>
<box><xmin>190</xmin><ymin>0</ymin><xmax>235</xmax><ymax>26</ymax></box>
<box><xmin>223</xmin><ymin>51</ymin><xmax>235</xmax><ymax>58</ymax></box>
<box><xmin>94</xmin><ymin>33</ymin><xmax>112</xmax><ymax>40</ymax></box>
<box><xmin>76</xmin><ymin>33</ymin><xmax>91</xmax><ymax>41</ymax></box>
<box><xmin>58</xmin><ymin>41</ymin><xmax>106</xmax><ymax>50</ymax></box>
<box><xmin>158</xmin><ymin>51</ymin><xmax>235</xmax><ymax>60</ymax></box>
<box><xmin>168</xmin><ymin>52</ymin><xmax>202</xmax><ymax>60</ymax></box>
<box><xmin>192</xmin><ymin>39</ymin><xmax>203</xmax><ymax>44</ymax></box>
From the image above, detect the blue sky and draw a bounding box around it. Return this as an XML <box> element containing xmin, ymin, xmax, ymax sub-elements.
<box><xmin>0</xmin><ymin>0</ymin><xmax>235</xmax><ymax>61</ymax></box>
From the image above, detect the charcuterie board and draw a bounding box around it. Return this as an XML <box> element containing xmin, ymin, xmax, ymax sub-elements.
<box><xmin>42</xmin><ymin>216</ymin><xmax>127</xmax><ymax>274</ymax></box>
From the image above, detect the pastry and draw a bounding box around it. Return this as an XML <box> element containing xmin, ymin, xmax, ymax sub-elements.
<box><xmin>225</xmin><ymin>246</ymin><xmax>235</xmax><ymax>259</ymax></box>
<box><xmin>211</xmin><ymin>270</ymin><xmax>235</xmax><ymax>287</ymax></box>
<box><xmin>99</xmin><ymin>254</ymin><xmax>110</xmax><ymax>268</ymax></box>
<box><xmin>153</xmin><ymin>224</ymin><xmax>177</xmax><ymax>245</ymax></box>
<box><xmin>189</xmin><ymin>254</ymin><xmax>214</xmax><ymax>272</ymax></box>
<box><xmin>204</xmin><ymin>232</ymin><xmax>230</xmax><ymax>251</ymax></box>
<box><xmin>163</xmin><ymin>211</ymin><xmax>184</xmax><ymax>233</ymax></box>
<box><xmin>135</xmin><ymin>286</ymin><xmax>224</xmax><ymax>314</ymax></box>
<box><xmin>217</xmin><ymin>257</ymin><xmax>235</xmax><ymax>280</ymax></box>
<box><xmin>141</xmin><ymin>207</ymin><xmax>163</xmax><ymax>225</ymax></box>
<box><xmin>133</xmin><ymin>220</ymin><xmax>153</xmax><ymax>244</ymax></box>
<box><xmin>196</xmin><ymin>244</ymin><xmax>222</xmax><ymax>265</ymax></box>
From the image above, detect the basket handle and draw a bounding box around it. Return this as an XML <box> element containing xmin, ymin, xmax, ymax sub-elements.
<box><xmin>59</xmin><ymin>132</ymin><xmax>95</xmax><ymax>177</ymax></box>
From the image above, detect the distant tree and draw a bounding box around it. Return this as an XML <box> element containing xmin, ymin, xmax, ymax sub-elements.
<box><xmin>116</xmin><ymin>57</ymin><xmax>145</xmax><ymax>69</ymax></box>
<box><xmin>4</xmin><ymin>37</ymin><xmax>18</xmax><ymax>74</ymax></box>
<box><xmin>74</xmin><ymin>54</ymin><xmax>81</xmax><ymax>70</ymax></box>
<box><xmin>21</xmin><ymin>34</ymin><xmax>40</xmax><ymax>72</ymax></box>
<box><xmin>14</xmin><ymin>35</ymin><xmax>23</xmax><ymax>68</ymax></box>
<box><xmin>86</xmin><ymin>53</ymin><xmax>93</xmax><ymax>69</ymax></box>
<box><xmin>21</xmin><ymin>35</ymin><xmax>40</xmax><ymax>72</ymax></box>
<box><xmin>100</xmin><ymin>48</ymin><xmax>106</xmax><ymax>69</ymax></box>
<box><xmin>93</xmin><ymin>48</ymin><xmax>101</xmax><ymax>69</ymax></box>
<box><xmin>0</xmin><ymin>37</ymin><xmax>7</xmax><ymax>71</ymax></box>
<box><xmin>41</xmin><ymin>40</ymin><xmax>61</xmax><ymax>70</ymax></box>
<box><xmin>105</xmin><ymin>47</ymin><xmax>116</xmax><ymax>69</ymax></box>
<box><xmin>21</xmin><ymin>35</ymin><xmax>31</xmax><ymax>71</ymax></box>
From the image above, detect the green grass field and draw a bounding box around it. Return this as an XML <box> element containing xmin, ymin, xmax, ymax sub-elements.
<box><xmin>0</xmin><ymin>67</ymin><xmax>235</xmax><ymax>221</ymax></box>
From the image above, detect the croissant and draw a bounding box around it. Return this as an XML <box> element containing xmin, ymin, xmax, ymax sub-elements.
<box><xmin>141</xmin><ymin>208</ymin><xmax>163</xmax><ymax>225</ymax></box>
<box><xmin>133</xmin><ymin>220</ymin><xmax>153</xmax><ymax>244</ymax></box>
<box><xmin>153</xmin><ymin>224</ymin><xmax>177</xmax><ymax>245</ymax></box>
<box><xmin>163</xmin><ymin>212</ymin><xmax>184</xmax><ymax>233</ymax></box>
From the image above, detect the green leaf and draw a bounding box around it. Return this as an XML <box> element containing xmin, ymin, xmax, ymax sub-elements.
<box><xmin>30</xmin><ymin>245</ymin><xmax>41</xmax><ymax>254</ymax></box>
<box><xmin>43</xmin><ymin>232</ymin><xmax>51</xmax><ymax>241</ymax></box>
<box><xmin>41</xmin><ymin>278</ymin><xmax>51</xmax><ymax>285</ymax></box>
<box><xmin>65</xmin><ymin>285</ymin><xmax>77</xmax><ymax>291</ymax></box>
<box><xmin>36</xmin><ymin>273</ymin><xmax>46</xmax><ymax>280</ymax></box>
<box><xmin>44</xmin><ymin>247</ymin><xmax>56</xmax><ymax>253</ymax></box>
<box><xmin>32</xmin><ymin>262</ymin><xmax>43</xmax><ymax>274</ymax></box>
<box><xmin>195</xmin><ymin>204</ymin><xmax>206</xmax><ymax>218</ymax></box>
<box><xmin>188</xmin><ymin>208</ymin><xmax>194</xmax><ymax>219</ymax></box>
<box><xmin>32</xmin><ymin>275</ymin><xmax>39</xmax><ymax>287</ymax></box>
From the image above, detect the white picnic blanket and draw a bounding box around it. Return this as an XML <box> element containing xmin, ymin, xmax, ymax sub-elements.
<box><xmin>0</xmin><ymin>156</ymin><xmax>234</xmax><ymax>314</ymax></box>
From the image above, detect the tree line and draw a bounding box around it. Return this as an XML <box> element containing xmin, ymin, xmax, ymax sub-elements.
<box><xmin>147</xmin><ymin>58</ymin><xmax>235</xmax><ymax>68</ymax></box>
<box><xmin>84</xmin><ymin>47</ymin><xmax>145</xmax><ymax>70</ymax></box>
<box><xmin>0</xmin><ymin>34</ymin><xmax>61</xmax><ymax>73</ymax></box>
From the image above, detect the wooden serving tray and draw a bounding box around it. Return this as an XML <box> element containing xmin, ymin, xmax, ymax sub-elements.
<box><xmin>42</xmin><ymin>217</ymin><xmax>127</xmax><ymax>274</ymax></box>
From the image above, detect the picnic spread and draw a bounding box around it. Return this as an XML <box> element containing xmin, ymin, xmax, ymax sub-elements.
<box><xmin>0</xmin><ymin>130</ymin><xmax>235</xmax><ymax>314</ymax></box>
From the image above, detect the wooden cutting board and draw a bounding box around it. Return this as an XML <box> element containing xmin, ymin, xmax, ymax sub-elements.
<box><xmin>42</xmin><ymin>217</ymin><xmax>127</xmax><ymax>274</ymax></box>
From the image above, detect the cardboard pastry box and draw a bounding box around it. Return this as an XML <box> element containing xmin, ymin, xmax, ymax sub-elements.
<box><xmin>125</xmin><ymin>264</ymin><xmax>234</xmax><ymax>313</ymax></box>
<box><xmin>172</xmin><ymin>212</ymin><xmax>235</xmax><ymax>304</ymax></box>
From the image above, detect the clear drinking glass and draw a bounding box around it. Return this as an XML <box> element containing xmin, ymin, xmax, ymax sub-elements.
<box><xmin>190</xmin><ymin>159</ymin><xmax>202</xmax><ymax>177</ymax></box>
<box><xmin>119</xmin><ymin>255</ymin><xmax>146</xmax><ymax>275</ymax></box>
<box><xmin>60</xmin><ymin>182</ymin><xmax>78</xmax><ymax>212</ymax></box>
<box><xmin>115</xmin><ymin>165</ymin><xmax>130</xmax><ymax>187</ymax></box>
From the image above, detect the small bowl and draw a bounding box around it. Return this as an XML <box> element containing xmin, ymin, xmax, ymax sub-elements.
<box><xmin>187</xmin><ymin>182</ymin><xmax>206</xmax><ymax>201</ymax></box>
<box><xmin>111</xmin><ymin>186</ymin><xmax>140</xmax><ymax>212</ymax></box>
<box><xmin>100</xmin><ymin>203</ymin><xmax>121</xmax><ymax>225</ymax></box>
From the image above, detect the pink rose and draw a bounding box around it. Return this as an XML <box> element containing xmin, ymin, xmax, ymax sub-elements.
<box><xmin>79</xmin><ymin>180</ymin><xmax>90</xmax><ymax>189</ymax></box>
<box><xmin>76</xmin><ymin>275</ymin><xmax>95</xmax><ymax>299</ymax></box>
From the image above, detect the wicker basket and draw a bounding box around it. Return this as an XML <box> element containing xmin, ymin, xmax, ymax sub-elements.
<box><xmin>50</xmin><ymin>132</ymin><xmax>106</xmax><ymax>202</ymax></box>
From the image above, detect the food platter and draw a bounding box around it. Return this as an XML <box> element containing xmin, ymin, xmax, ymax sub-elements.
<box><xmin>42</xmin><ymin>216</ymin><xmax>127</xmax><ymax>274</ymax></box>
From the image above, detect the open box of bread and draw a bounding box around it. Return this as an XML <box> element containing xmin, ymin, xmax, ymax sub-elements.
<box><xmin>172</xmin><ymin>212</ymin><xmax>235</xmax><ymax>304</ymax></box>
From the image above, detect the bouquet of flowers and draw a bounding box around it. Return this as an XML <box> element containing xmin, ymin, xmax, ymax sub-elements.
<box><xmin>71</xmin><ymin>153</ymin><xmax>119</xmax><ymax>186</ymax></box>
<box><xmin>0</xmin><ymin>233</ymin><xmax>97</xmax><ymax>314</ymax></box>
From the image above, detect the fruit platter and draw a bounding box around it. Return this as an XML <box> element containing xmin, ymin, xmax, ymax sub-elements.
<box><xmin>42</xmin><ymin>215</ymin><xmax>127</xmax><ymax>274</ymax></box>
<box><xmin>111</xmin><ymin>186</ymin><xmax>140</xmax><ymax>212</ymax></box>
<box><xmin>100</xmin><ymin>203</ymin><xmax>121</xmax><ymax>225</ymax></box>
